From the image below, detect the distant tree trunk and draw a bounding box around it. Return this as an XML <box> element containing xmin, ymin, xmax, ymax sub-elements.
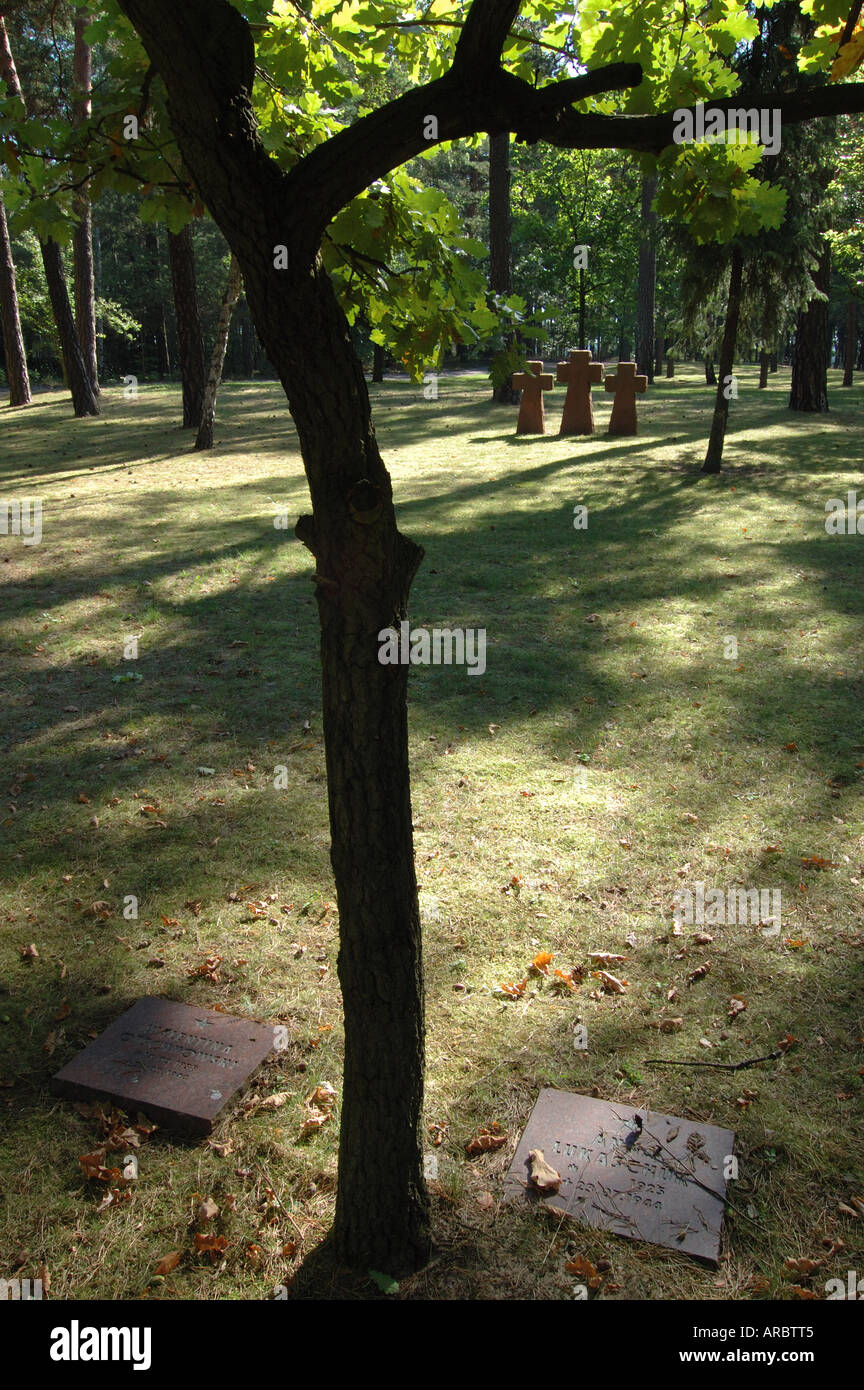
<box><xmin>0</xmin><ymin>189</ymin><xmax>31</xmax><ymax>405</ymax></box>
<box><xmin>0</xmin><ymin>13</ymin><xmax>97</xmax><ymax>416</ymax></box>
<box><xmin>168</xmin><ymin>223</ymin><xmax>206</xmax><ymax>425</ymax></box>
<box><xmin>769</xmin><ymin>351</ymin><xmax>778</xmax><ymax>372</ymax></box>
<box><xmin>72</xmin><ymin>7</ymin><xmax>99</xmax><ymax>394</ymax></box>
<box><xmin>703</xmin><ymin>246</ymin><xmax>744</xmax><ymax>473</ymax></box>
<box><xmin>842</xmin><ymin>300</ymin><xmax>856</xmax><ymax>387</ymax></box>
<box><xmin>578</xmin><ymin>268</ymin><xmax>586</xmax><ymax>350</ymax></box>
<box><xmin>635</xmin><ymin>174</ymin><xmax>656</xmax><ymax>382</ymax></box>
<box><xmin>759</xmin><ymin>349</ymin><xmax>769</xmax><ymax>388</ymax></box>
<box><xmin>654</xmin><ymin>320</ymin><xmax>663</xmax><ymax>378</ymax></box>
<box><xmin>372</xmin><ymin>344</ymin><xmax>385</xmax><ymax>382</ymax></box>
<box><xmin>195</xmin><ymin>254</ymin><xmax>242</xmax><ymax>450</ymax></box>
<box><xmin>41</xmin><ymin>237</ymin><xmax>100</xmax><ymax>416</ymax></box>
<box><xmin>489</xmin><ymin>131</ymin><xmax>518</xmax><ymax>404</ymax></box>
<box><xmin>240</xmin><ymin>313</ymin><xmax>253</xmax><ymax>377</ymax></box>
<box><xmin>705</xmin><ymin>355</ymin><xmax>716</xmax><ymax>386</ymax></box>
<box><xmin>789</xmin><ymin>244</ymin><xmax>830</xmax><ymax>412</ymax></box>
<box><xmin>665</xmin><ymin>357</ymin><xmax>674</xmax><ymax>378</ymax></box>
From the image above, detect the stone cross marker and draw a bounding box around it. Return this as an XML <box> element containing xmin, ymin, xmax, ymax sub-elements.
<box><xmin>50</xmin><ymin>997</ymin><xmax>276</xmax><ymax>1135</ymax></box>
<box><xmin>557</xmin><ymin>350</ymin><xmax>604</xmax><ymax>435</ymax></box>
<box><xmin>512</xmin><ymin>360</ymin><xmax>554</xmax><ymax>434</ymax></box>
<box><xmin>504</xmin><ymin>1088</ymin><xmax>735</xmax><ymax>1263</ymax></box>
<box><xmin>605</xmin><ymin>361</ymin><xmax>648</xmax><ymax>435</ymax></box>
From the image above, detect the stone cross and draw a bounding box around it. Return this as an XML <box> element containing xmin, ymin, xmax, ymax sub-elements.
<box><xmin>556</xmin><ymin>350</ymin><xmax>604</xmax><ymax>435</ymax></box>
<box><xmin>512</xmin><ymin>360</ymin><xmax>554</xmax><ymax>434</ymax></box>
<box><xmin>604</xmin><ymin>361</ymin><xmax>647</xmax><ymax>435</ymax></box>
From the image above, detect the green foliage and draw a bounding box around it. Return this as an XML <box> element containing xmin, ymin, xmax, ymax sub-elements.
<box><xmin>656</xmin><ymin>139</ymin><xmax>787</xmax><ymax>244</ymax></box>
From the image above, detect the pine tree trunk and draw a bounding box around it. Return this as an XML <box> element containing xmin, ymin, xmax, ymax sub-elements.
<box><xmin>489</xmin><ymin>131</ymin><xmax>519</xmax><ymax>404</ymax></box>
<box><xmin>372</xmin><ymin>343</ymin><xmax>385</xmax><ymax>382</ymax></box>
<box><xmin>759</xmin><ymin>349</ymin><xmax>769</xmax><ymax>388</ymax></box>
<box><xmin>168</xmin><ymin>223</ymin><xmax>206</xmax><ymax>426</ymax></box>
<box><xmin>789</xmin><ymin>244</ymin><xmax>830</xmax><ymax>412</ymax></box>
<box><xmin>41</xmin><ymin>237</ymin><xmax>100</xmax><ymax>416</ymax></box>
<box><xmin>0</xmin><ymin>13</ymin><xmax>97</xmax><ymax>416</ymax></box>
<box><xmin>769</xmin><ymin>352</ymin><xmax>778</xmax><ymax>372</ymax></box>
<box><xmin>705</xmin><ymin>355</ymin><xmax>716</xmax><ymax>386</ymax></box>
<box><xmin>578</xmin><ymin>267</ymin><xmax>586</xmax><ymax>350</ymax></box>
<box><xmin>842</xmin><ymin>300</ymin><xmax>855</xmax><ymax>387</ymax></box>
<box><xmin>195</xmin><ymin>255</ymin><xmax>242</xmax><ymax>449</ymax></box>
<box><xmin>0</xmin><ymin>188</ymin><xmax>31</xmax><ymax>405</ymax></box>
<box><xmin>702</xmin><ymin>246</ymin><xmax>744</xmax><ymax>473</ymax></box>
<box><xmin>72</xmin><ymin>8</ymin><xmax>99</xmax><ymax>394</ymax></box>
<box><xmin>665</xmin><ymin>357</ymin><xmax>674</xmax><ymax>378</ymax></box>
<box><xmin>635</xmin><ymin>175</ymin><xmax>656</xmax><ymax>382</ymax></box>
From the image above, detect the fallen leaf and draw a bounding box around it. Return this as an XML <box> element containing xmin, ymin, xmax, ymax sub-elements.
<box><xmin>193</xmin><ymin>1233</ymin><xmax>228</xmax><ymax>1260</ymax></box>
<box><xmin>659</xmin><ymin>1017</ymin><xmax>683</xmax><ymax>1033</ymax></box>
<box><xmin>153</xmin><ymin>1250</ymin><xmax>182</xmax><ymax>1276</ymax></box>
<box><xmin>529</xmin><ymin>950</ymin><xmax>554</xmax><ymax>975</ymax></box>
<box><xmin>476</xmin><ymin>1191</ymin><xmax>494</xmax><ymax>1210</ymax></box>
<box><xmin>564</xmin><ymin>1254</ymin><xmax>602</xmax><ymax>1289</ymax></box>
<box><xmin>258</xmin><ymin>1091</ymin><xmax>291</xmax><ymax>1111</ymax></box>
<box><xmin>494</xmin><ymin>978</ymin><xmax>527</xmax><ymax>999</ymax></box>
<box><xmin>196</xmin><ymin>1197</ymin><xmax>219</xmax><ymax>1224</ymax></box>
<box><xmin>306</xmin><ymin>1083</ymin><xmax>336</xmax><ymax>1110</ymax></box>
<box><xmin>687</xmin><ymin>961</ymin><xmax>711</xmax><ymax>984</ymax></box>
<box><xmin>728</xmin><ymin>997</ymin><xmax>747</xmax><ymax>1020</ymax></box>
<box><xmin>800</xmin><ymin>855</ymin><xmax>838</xmax><ymax>870</ymax></box>
<box><xmin>590</xmin><ymin>970</ymin><xmax>627</xmax><ymax>993</ymax></box>
<box><xmin>527</xmin><ymin>1148</ymin><xmax>561</xmax><ymax>1193</ymax></box>
<box><xmin>18</xmin><ymin>943</ymin><xmax>38</xmax><ymax>960</ymax></box>
<box><xmin>465</xmin><ymin>1123</ymin><xmax>507</xmax><ymax>1157</ymax></box>
<box><xmin>299</xmin><ymin>1108</ymin><xmax>330</xmax><ymax>1138</ymax></box>
<box><xmin>587</xmin><ymin>951</ymin><xmax>626</xmax><ymax>963</ymax></box>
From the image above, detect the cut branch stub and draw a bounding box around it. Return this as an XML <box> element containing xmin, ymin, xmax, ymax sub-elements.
<box><xmin>347</xmin><ymin>479</ymin><xmax>384</xmax><ymax>524</ymax></box>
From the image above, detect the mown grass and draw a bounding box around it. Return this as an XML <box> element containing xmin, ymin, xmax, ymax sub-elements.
<box><xmin>0</xmin><ymin>363</ymin><xmax>862</xmax><ymax>1301</ymax></box>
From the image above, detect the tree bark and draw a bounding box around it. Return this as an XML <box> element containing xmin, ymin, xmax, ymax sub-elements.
<box><xmin>372</xmin><ymin>343</ymin><xmax>385</xmax><ymax>382</ymax></box>
<box><xmin>489</xmin><ymin>130</ymin><xmax>518</xmax><ymax>403</ymax></box>
<box><xmin>665</xmin><ymin>357</ymin><xmax>674</xmax><ymax>378</ymax></box>
<box><xmin>195</xmin><ymin>255</ymin><xmax>242</xmax><ymax>449</ymax></box>
<box><xmin>0</xmin><ymin>13</ymin><xmax>97</xmax><ymax>416</ymax></box>
<box><xmin>759</xmin><ymin>348</ymin><xmax>769</xmax><ymax>388</ymax></box>
<box><xmin>705</xmin><ymin>355</ymin><xmax>717</xmax><ymax>386</ymax></box>
<box><xmin>168</xmin><ymin>223</ymin><xmax>206</xmax><ymax>426</ymax></box>
<box><xmin>41</xmin><ymin>239</ymin><xmax>99</xmax><ymax>415</ymax></box>
<box><xmin>842</xmin><ymin>299</ymin><xmax>856</xmax><ymax>387</ymax></box>
<box><xmin>702</xmin><ymin>246</ymin><xmax>743</xmax><ymax>473</ymax></box>
<box><xmin>578</xmin><ymin>267</ymin><xmax>586</xmax><ymax>350</ymax></box>
<box><xmin>789</xmin><ymin>244</ymin><xmax>830</xmax><ymax>412</ymax></box>
<box><xmin>635</xmin><ymin>174</ymin><xmax>656</xmax><ymax>382</ymax></box>
<box><xmin>72</xmin><ymin>7</ymin><xmax>99</xmax><ymax>394</ymax></box>
<box><xmin>0</xmin><ymin>188</ymin><xmax>31</xmax><ymax>405</ymax></box>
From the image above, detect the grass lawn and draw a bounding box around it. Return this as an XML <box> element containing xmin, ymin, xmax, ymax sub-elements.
<box><xmin>1</xmin><ymin>362</ymin><xmax>863</xmax><ymax>1301</ymax></box>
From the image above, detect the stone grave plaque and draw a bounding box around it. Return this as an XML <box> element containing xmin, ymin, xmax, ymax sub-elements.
<box><xmin>50</xmin><ymin>997</ymin><xmax>275</xmax><ymax>1136</ymax></box>
<box><xmin>504</xmin><ymin>1088</ymin><xmax>734</xmax><ymax>1263</ymax></box>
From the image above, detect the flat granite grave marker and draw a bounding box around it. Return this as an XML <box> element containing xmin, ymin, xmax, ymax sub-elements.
<box><xmin>504</xmin><ymin>1088</ymin><xmax>734</xmax><ymax>1263</ymax></box>
<box><xmin>50</xmin><ymin>997</ymin><xmax>275</xmax><ymax>1135</ymax></box>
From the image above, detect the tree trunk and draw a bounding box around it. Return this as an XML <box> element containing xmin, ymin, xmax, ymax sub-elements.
<box><xmin>0</xmin><ymin>12</ymin><xmax>97</xmax><ymax>416</ymax></box>
<box><xmin>769</xmin><ymin>351</ymin><xmax>778</xmax><ymax>372</ymax></box>
<box><xmin>705</xmin><ymin>355</ymin><xmax>716</xmax><ymax>386</ymax></box>
<box><xmin>489</xmin><ymin>130</ymin><xmax>518</xmax><ymax>403</ymax></box>
<box><xmin>372</xmin><ymin>343</ymin><xmax>385</xmax><ymax>382</ymax></box>
<box><xmin>842</xmin><ymin>300</ymin><xmax>855</xmax><ymax>387</ymax></box>
<box><xmin>789</xmin><ymin>244</ymin><xmax>830</xmax><ymax>412</ymax></box>
<box><xmin>0</xmin><ymin>188</ymin><xmax>31</xmax><ymax>405</ymax></box>
<box><xmin>759</xmin><ymin>348</ymin><xmax>769</xmax><ymax>388</ymax></box>
<box><xmin>195</xmin><ymin>255</ymin><xmax>242</xmax><ymax>449</ymax></box>
<box><xmin>72</xmin><ymin>7</ymin><xmax>99</xmax><ymax>394</ymax></box>
<box><xmin>665</xmin><ymin>357</ymin><xmax>674</xmax><ymax>378</ymax></box>
<box><xmin>578</xmin><ymin>267</ymin><xmax>586</xmax><ymax>350</ymax></box>
<box><xmin>635</xmin><ymin>174</ymin><xmax>656</xmax><ymax>382</ymax></box>
<box><xmin>41</xmin><ymin>237</ymin><xmax>100</xmax><ymax>417</ymax></box>
<box><xmin>168</xmin><ymin>223</ymin><xmax>206</xmax><ymax>426</ymax></box>
<box><xmin>702</xmin><ymin>246</ymin><xmax>744</xmax><ymax>473</ymax></box>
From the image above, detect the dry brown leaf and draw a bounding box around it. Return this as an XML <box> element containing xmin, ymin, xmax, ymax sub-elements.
<box><xmin>465</xmin><ymin>1122</ymin><xmax>507</xmax><ymax>1157</ymax></box>
<box><xmin>783</xmin><ymin>1256</ymin><xmax>822</xmax><ymax>1278</ymax></box>
<box><xmin>564</xmin><ymin>1254</ymin><xmax>602</xmax><ymax>1289</ymax></box>
<box><xmin>18</xmin><ymin>943</ymin><xmax>38</xmax><ymax>960</ymax></box>
<box><xmin>258</xmin><ymin>1091</ymin><xmax>291</xmax><ymax>1111</ymax></box>
<box><xmin>728</xmin><ymin>996</ymin><xmax>747</xmax><ymax>1020</ymax></box>
<box><xmin>529</xmin><ymin>950</ymin><xmax>554</xmax><ymax>975</ymax></box>
<box><xmin>153</xmin><ymin>1250</ymin><xmax>182</xmax><ymax>1276</ymax></box>
<box><xmin>306</xmin><ymin>1083</ymin><xmax>336</xmax><ymax>1110</ymax></box>
<box><xmin>196</xmin><ymin>1197</ymin><xmax>219</xmax><ymax>1224</ymax></box>
<box><xmin>299</xmin><ymin>1107</ymin><xmax>330</xmax><ymax>1139</ymax></box>
<box><xmin>587</xmin><ymin>952</ymin><xmax>627</xmax><ymax>964</ymax></box>
<box><xmin>476</xmin><ymin>1191</ymin><xmax>494</xmax><ymax>1210</ymax></box>
<box><xmin>527</xmin><ymin>1149</ymin><xmax>561</xmax><ymax>1193</ymax></box>
<box><xmin>659</xmin><ymin>1017</ymin><xmax>683</xmax><ymax>1033</ymax></box>
<box><xmin>495</xmin><ymin>978</ymin><xmax>527</xmax><ymax>999</ymax></box>
<box><xmin>590</xmin><ymin>970</ymin><xmax>628</xmax><ymax>993</ymax></box>
<box><xmin>193</xmin><ymin>1233</ymin><xmax>228</xmax><ymax>1260</ymax></box>
<box><xmin>687</xmin><ymin>961</ymin><xmax>711</xmax><ymax>984</ymax></box>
